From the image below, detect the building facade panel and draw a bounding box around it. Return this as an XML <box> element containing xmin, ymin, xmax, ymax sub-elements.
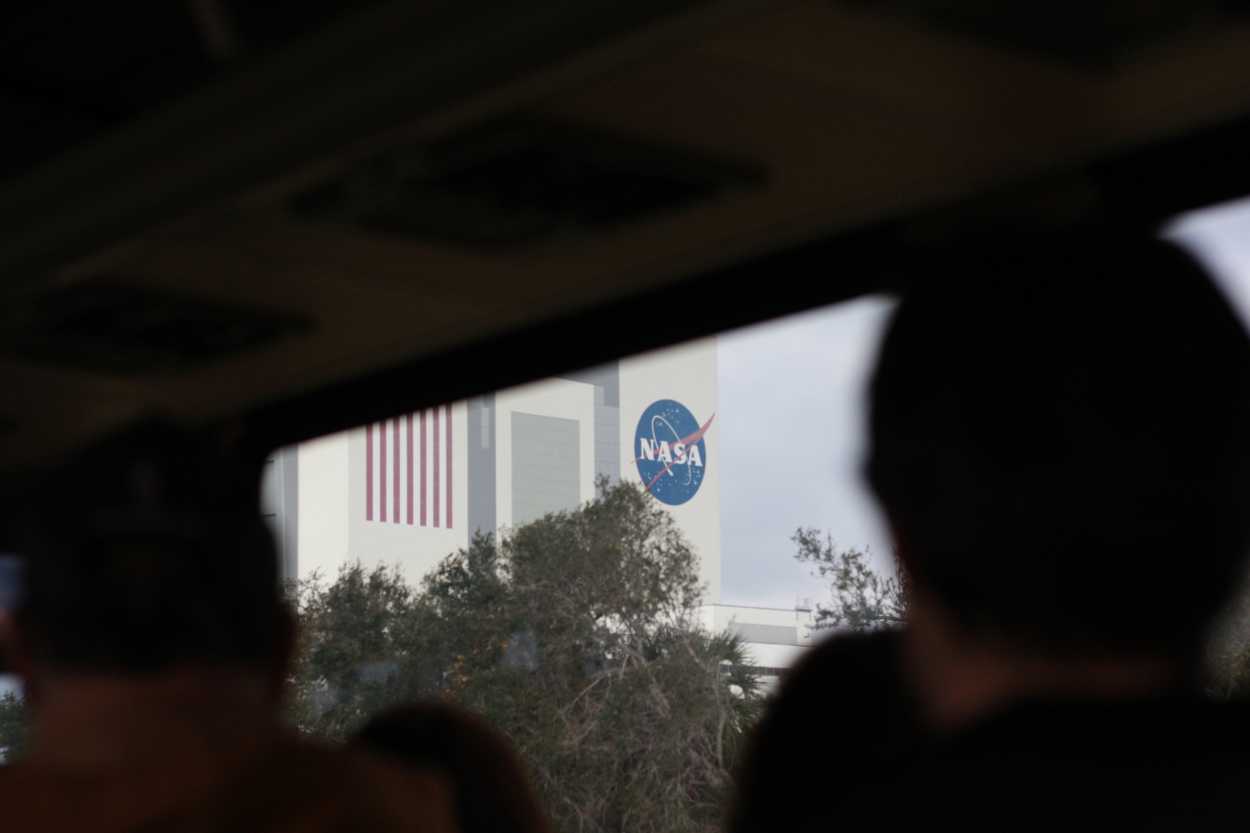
<box><xmin>618</xmin><ymin>338</ymin><xmax>722</xmax><ymax>601</ymax></box>
<box><xmin>511</xmin><ymin>412</ymin><xmax>581</xmax><ymax>526</ymax></box>
<box><xmin>348</xmin><ymin>404</ymin><xmax>470</xmax><ymax>582</ymax></box>
<box><xmin>272</xmin><ymin>338</ymin><xmax>809</xmax><ymax>683</ymax></box>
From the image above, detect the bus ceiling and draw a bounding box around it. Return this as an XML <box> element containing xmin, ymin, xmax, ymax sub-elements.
<box><xmin>4</xmin><ymin>0</ymin><xmax>1250</xmax><ymax>468</ymax></box>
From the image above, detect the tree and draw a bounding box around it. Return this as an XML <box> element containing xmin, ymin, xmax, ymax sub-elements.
<box><xmin>1207</xmin><ymin>578</ymin><xmax>1250</xmax><ymax>700</ymax></box>
<box><xmin>0</xmin><ymin>691</ymin><xmax>26</xmax><ymax>763</ymax></box>
<box><xmin>292</xmin><ymin>480</ymin><xmax>763</xmax><ymax>833</ymax></box>
<box><xmin>287</xmin><ymin>563</ymin><xmax>421</xmax><ymax>738</ymax></box>
<box><xmin>793</xmin><ymin>528</ymin><xmax>907</xmax><ymax>631</ymax></box>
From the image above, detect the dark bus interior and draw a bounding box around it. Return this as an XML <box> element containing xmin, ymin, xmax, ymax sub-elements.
<box><xmin>6</xmin><ymin>1</ymin><xmax>1250</xmax><ymax>469</ymax></box>
<box><xmin>7</xmin><ymin>2</ymin><xmax>1250</xmax><ymax>825</ymax></box>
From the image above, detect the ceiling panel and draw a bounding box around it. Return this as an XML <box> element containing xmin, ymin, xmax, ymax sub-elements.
<box><xmin>6</xmin><ymin>0</ymin><xmax>1250</xmax><ymax>468</ymax></box>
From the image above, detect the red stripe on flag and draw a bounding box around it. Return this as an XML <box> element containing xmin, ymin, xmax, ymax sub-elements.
<box><xmin>446</xmin><ymin>405</ymin><xmax>453</xmax><ymax>529</ymax></box>
<box><xmin>433</xmin><ymin>407</ymin><xmax>441</xmax><ymax>528</ymax></box>
<box><xmin>393</xmin><ymin>419</ymin><xmax>400</xmax><ymax>523</ymax></box>
<box><xmin>379</xmin><ymin>422</ymin><xmax>387</xmax><ymax>522</ymax></box>
<box><xmin>365</xmin><ymin>423</ymin><xmax>374</xmax><ymax>521</ymax></box>
<box><xmin>420</xmin><ymin>411</ymin><xmax>427</xmax><ymax>527</ymax></box>
<box><xmin>406</xmin><ymin>414</ymin><xmax>414</xmax><ymax>525</ymax></box>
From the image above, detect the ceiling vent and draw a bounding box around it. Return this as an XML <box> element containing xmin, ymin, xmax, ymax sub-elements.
<box><xmin>872</xmin><ymin>0</ymin><xmax>1233</xmax><ymax>66</ymax></box>
<box><xmin>290</xmin><ymin>117</ymin><xmax>767</xmax><ymax>250</ymax></box>
<box><xmin>0</xmin><ymin>282</ymin><xmax>307</xmax><ymax>375</ymax></box>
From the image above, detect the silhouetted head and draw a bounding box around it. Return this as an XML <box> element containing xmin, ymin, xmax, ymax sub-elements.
<box><xmin>355</xmin><ymin>704</ymin><xmax>551</xmax><ymax>833</ymax></box>
<box><xmin>867</xmin><ymin>231</ymin><xmax>1250</xmax><ymax>659</ymax></box>
<box><xmin>8</xmin><ymin>419</ymin><xmax>288</xmax><ymax>677</ymax></box>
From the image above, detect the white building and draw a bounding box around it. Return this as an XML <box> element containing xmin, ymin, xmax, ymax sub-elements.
<box><xmin>705</xmin><ymin>604</ymin><xmax>816</xmax><ymax>691</ymax></box>
<box><xmin>263</xmin><ymin>337</ymin><xmax>808</xmax><ymax>689</ymax></box>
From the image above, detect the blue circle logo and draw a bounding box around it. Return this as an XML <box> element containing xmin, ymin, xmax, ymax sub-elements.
<box><xmin>634</xmin><ymin>399</ymin><xmax>714</xmax><ymax>506</ymax></box>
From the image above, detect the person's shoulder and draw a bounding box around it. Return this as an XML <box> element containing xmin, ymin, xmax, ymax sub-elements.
<box><xmin>768</xmin><ymin>629</ymin><xmax>908</xmax><ymax>718</ymax></box>
<box><xmin>744</xmin><ymin>629</ymin><xmax>917</xmax><ymax>773</ymax></box>
<box><xmin>0</xmin><ymin>765</ymin><xmax>46</xmax><ymax>814</ymax></box>
<box><xmin>785</xmin><ymin>629</ymin><xmax>902</xmax><ymax>683</ymax></box>
<box><xmin>880</xmin><ymin>696</ymin><xmax>1250</xmax><ymax>832</ymax></box>
<box><xmin>0</xmin><ymin>762</ymin><xmax>186</xmax><ymax>830</ymax></box>
<box><xmin>948</xmin><ymin>693</ymin><xmax>1250</xmax><ymax>759</ymax></box>
<box><xmin>0</xmin><ymin>740</ymin><xmax>457</xmax><ymax>833</ymax></box>
<box><xmin>246</xmin><ymin>734</ymin><xmax>458</xmax><ymax>832</ymax></box>
<box><xmin>727</xmin><ymin>630</ymin><xmax>915</xmax><ymax>833</ymax></box>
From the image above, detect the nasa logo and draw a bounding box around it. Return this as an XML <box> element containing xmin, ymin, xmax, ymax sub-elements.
<box><xmin>634</xmin><ymin>399</ymin><xmax>715</xmax><ymax>506</ymax></box>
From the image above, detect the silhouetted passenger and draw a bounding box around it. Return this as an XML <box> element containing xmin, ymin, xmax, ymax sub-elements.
<box><xmin>355</xmin><ymin>704</ymin><xmax>552</xmax><ymax>833</ymax></box>
<box><xmin>732</xmin><ymin>232</ymin><xmax>1250</xmax><ymax>832</ymax></box>
<box><xmin>0</xmin><ymin>422</ymin><xmax>455</xmax><ymax>832</ymax></box>
<box><xmin>728</xmin><ymin>630</ymin><xmax>918</xmax><ymax>833</ymax></box>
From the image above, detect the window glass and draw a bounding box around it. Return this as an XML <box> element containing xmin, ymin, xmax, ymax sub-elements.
<box><xmin>1169</xmin><ymin>199</ymin><xmax>1250</xmax><ymax>699</ymax></box>
<box><xmin>256</xmin><ymin>294</ymin><xmax>900</xmax><ymax>827</ymax></box>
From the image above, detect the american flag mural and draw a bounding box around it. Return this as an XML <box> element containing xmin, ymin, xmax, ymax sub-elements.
<box><xmin>365</xmin><ymin>406</ymin><xmax>453</xmax><ymax>528</ymax></box>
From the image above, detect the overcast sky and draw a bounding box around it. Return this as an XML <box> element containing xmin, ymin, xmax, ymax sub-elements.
<box><xmin>716</xmin><ymin>296</ymin><xmax>897</xmax><ymax>609</ymax></box>
<box><xmin>714</xmin><ymin>199</ymin><xmax>1250</xmax><ymax>612</ymax></box>
<box><xmin>1169</xmin><ymin>198</ymin><xmax>1250</xmax><ymax>332</ymax></box>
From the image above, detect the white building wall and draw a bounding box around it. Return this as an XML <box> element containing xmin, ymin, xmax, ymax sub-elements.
<box><xmin>294</xmin><ymin>407</ymin><xmax>470</xmax><ymax>583</ymax></box>
<box><xmin>494</xmin><ymin>378</ymin><xmax>596</xmax><ymax>530</ymax></box>
<box><xmin>620</xmin><ymin>338</ymin><xmax>722</xmax><ymax>602</ymax></box>
<box><xmin>702</xmin><ymin>603</ymin><xmax>815</xmax><ymax>692</ymax></box>
<box><xmin>747</xmin><ymin>641</ymin><xmax>808</xmax><ymax>667</ymax></box>
<box><xmin>345</xmin><ymin>405</ymin><xmax>470</xmax><ymax>582</ymax></box>
<box><xmin>705</xmin><ymin>603</ymin><xmax>814</xmax><ymax>636</ymax></box>
<box><xmin>275</xmin><ymin>342</ymin><xmax>817</xmax><ymax>692</ymax></box>
<box><xmin>296</xmin><ymin>432</ymin><xmax>351</xmax><ymax>581</ymax></box>
<box><xmin>288</xmin><ymin>342</ymin><xmax>726</xmax><ymax>614</ymax></box>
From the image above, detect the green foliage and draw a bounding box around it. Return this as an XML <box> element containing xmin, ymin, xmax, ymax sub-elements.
<box><xmin>1211</xmin><ymin>642</ymin><xmax>1250</xmax><ymax>700</ymax></box>
<box><xmin>0</xmin><ymin>480</ymin><xmax>759</xmax><ymax>828</ymax></box>
<box><xmin>286</xmin><ymin>562</ymin><xmax>422</xmax><ymax>738</ymax></box>
<box><xmin>0</xmin><ymin>690</ymin><xmax>26</xmax><ymax>763</ymax></box>
<box><xmin>292</xmin><ymin>480</ymin><xmax>763</xmax><ymax>833</ymax></box>
<box><xmin>1207</xmin><ymin>580</ymin><xmax>1250</xmax><ymax>700</ymax></box>
<box><xmin>793</xmin><ymin>528</ymin><xmax>907</xmax><ymax>631</ymax></box>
